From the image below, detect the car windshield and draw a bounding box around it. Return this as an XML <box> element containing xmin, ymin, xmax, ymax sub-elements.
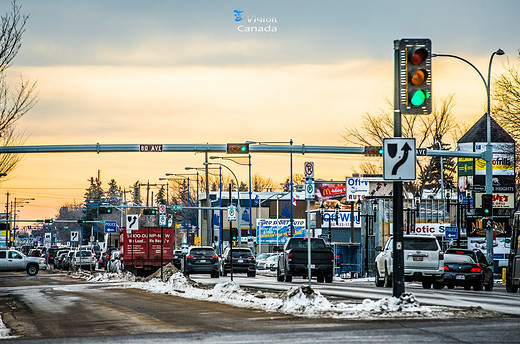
<box><xmin>231</xmin><ymin>250</ymin><xmax>253</xmax><ymax>258</ymax></box>
<box><xmin>190</xmin><ymin>248</ymin><xmax>215</xmax><ymax>256</ymax></box>
<box><xmin>444</xmin><ymin>254</ymin><xmax>476</xmax><ymax>264</ymax></box>
<box><xmin>404</xmin><ymin>237</ymin><xmax>438</xmax><ymax>251</ymax></box>
<box><xmin>256</xmin><ymin>253</ymin><xmax>271</xmax><ymax>260</ymax></box>
<box><xmin>79</xmin><ymin>251</ymin><xmax>92</xmax><ymax>257</ymax></box>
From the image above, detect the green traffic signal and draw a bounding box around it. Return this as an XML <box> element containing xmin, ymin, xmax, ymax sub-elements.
<box><xmin>410</xmin><ymin>90</ymin><xmax>430</xmax><ymax>106</ymax></box>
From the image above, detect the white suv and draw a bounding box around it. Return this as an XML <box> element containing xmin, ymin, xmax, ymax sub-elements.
<box><xmin>375</xmin><ymin>235</ymin><xmax>444</xmax><ymax>289</ymax></box>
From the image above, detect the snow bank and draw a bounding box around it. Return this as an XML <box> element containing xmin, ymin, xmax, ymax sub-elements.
<box><xmin>0</xmin><ymin>314</ymin><xmax>16</xmax><ymax>339</ymax></box>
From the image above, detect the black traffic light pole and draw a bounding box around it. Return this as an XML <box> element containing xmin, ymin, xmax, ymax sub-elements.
<box><xmin>392</xmin><ymin>39</ymin><xmax>405</xmax><ymax>297</ymax></box>
<box><xmin>229</xmin><ymin>185</ymin><xmax>233</xmax><ymax>282</ymax></box>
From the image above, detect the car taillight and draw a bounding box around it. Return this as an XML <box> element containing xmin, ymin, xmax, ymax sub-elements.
<box><xmin>106</xmin><ymin>254</ymin><xmax>110</xmax><ymax>259</ymax></box>
<box><xmin>444</xmin><ymin>265</ymin><xmax>449</xmax><ymax>271</ymax></box>
<box><xmin>288</xmin><ymin>252</ymin><xmax>292</xmax><ymax>262</ymax></box>
<box><xmin>470</xmin><ymin>267</ymin><xmax>481</xmax><ymax>273</ymax></box>
<box><xmin>212</xmin><ymin>255</ymin><xmax>218</xmax><ymax>259</ymax></box>
<box><xmin>247</xmin><ymin>257</ymin><xmax>255</xmax><ymax>262</ymax></box>
<box><xmin>92</xmin><ymin>256</ymin><xmax>96</xmax><ymax>261</ymax></box>
<box><xmin>439</xmin><ymin>251</ymin><xmax>444</xmax><ymax>260</ymax></box>
<box><xmin>187</xmin><ymin>255</ymin><xmax>194</xmax><ymax>259</ymax></box>
<box><xmin>226</xmin><ymin>256</ymin><xmax>231</xmax><ymax>261</ymax></box>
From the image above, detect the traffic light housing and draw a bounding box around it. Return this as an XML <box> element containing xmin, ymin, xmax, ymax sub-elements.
<box><xmin>227</xmin><ymin>143</ymin><xmax>249</xmax><ymax>154</ymax></box>
<box><xmin>44</xmin><ymin>219</ymin><xmax>54</xmax><ymax>223</ymax></box>
<box><xmin>143</xmin><ymin>208</ymin><xmax>157</xmax><ymax>215</ymax></box>
<box><xmin>230</xmin><ymin>228</ymin><xmax>238</xmax><ymax>242</ymax></box>
<box><xmin>482</xmin><ymin>194</ymin><xmax>493</xmax><ymax>215</ymax></box>
<box><xmin>364</xmin><ymin>146</ymin><xmax>383</xmax><ymax>156</ymax></box>
<box><xmin>99</xmin><ymin>208</ymin><xmax>112</xmax><ymax>214</ymax></box>
<box><xmin>77</xmin><ymin>220</ymin><xmax>87</xmax><ymax>224</ymax></box>
<box><xmin>399</xmin><ymin>38</ymin><xmax>432</xmax><ymax>115</ymax></box>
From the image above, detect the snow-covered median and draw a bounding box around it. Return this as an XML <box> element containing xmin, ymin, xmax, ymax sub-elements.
<box><xmin>0</xmin><ymin>314</ymin><xmax>16</xmax><ymax>339</ymax></box>
<box><xmin>70</xmin><ymin>266</ymin><xmax>490</xmax><ymax>320</ymax></box>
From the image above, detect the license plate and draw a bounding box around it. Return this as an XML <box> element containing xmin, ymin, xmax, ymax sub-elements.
<box><xmin>413</xmin><ymin>256</ymin><xmax>423</xmax><ymax>261</ymax></box>
<box><xmin>200</xmin><ymin>260</ymin><xmax>206</xmax><ymax>263</ymax></box>
<box><xmin>238</xmin><ymin>259</ymin><xmax>244</xmax><ymax>263</ymax></box>
<box><xmin>456</xmin><ymin>275</ymin><xmax>465</xmax><ymax>280</ymax></box>
<box><xmin>311</xmin><ymin>264</ymin><xmax>316</xmax><ymax>269</ymax></box>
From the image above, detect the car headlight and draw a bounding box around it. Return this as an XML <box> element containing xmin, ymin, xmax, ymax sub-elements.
<box><xmin>40</xmin><ymin>259</ymin><xmax>45</xmax><ymax>264</ymax></box>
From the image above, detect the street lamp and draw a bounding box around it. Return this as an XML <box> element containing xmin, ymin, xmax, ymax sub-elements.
<box><xmin>204</xmin><ymin>162</ymin><xmax>242</xmax><ymax>245</ymax></box>
<box><xmin>210</xmin><ymin>155</ymin><xmax>253</xmax><ymax>241</ymax></box>
<box><xmin>13</xmin><ymin>197</ymin><xmax>35</xmax><ymax>246</ymax></box>
<box><xmin>433</xmin><ymin>49</ymin><xmax>504</xmax><ymax>265</ymax></box>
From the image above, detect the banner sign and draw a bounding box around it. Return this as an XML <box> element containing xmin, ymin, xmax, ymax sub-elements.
<box><xmin>321</xmin><ymin>212</ymin><xmax>360</xmax><ymax>227</ymax></box>
<box><xmin>256</xmin><ymin>219</ymin><xmax>306</xmax><ymax>244</ymax></box>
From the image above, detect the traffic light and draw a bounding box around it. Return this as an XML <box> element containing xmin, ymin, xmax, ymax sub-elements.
<box><xmin>143</xmin><ymin>208</ymin><xmax>157</xmax><ymax>215</ymax></box>
<box><xmin>230</xmin><ymin>228</ymin><xmax>238</xmax><ymax>242</ymax></box>
<box><xmin>99</xmin><ymin>208</ymin><xmax>112</xmax><ymax>214</ymax></box>
<box><xmin>44</xmin><ymin>219</ymin><xmax>54</xmax><ymax>223</ymax></box>
<box><xmin>226</xmin><ymin>143</ymin><xmax>249</xmax><ymax>154</ymax></box>
<box><xmin>482</xmin><ymin>194</ymin><xmax>493</xmax><ymax>215</ymax></box>
<box><xmin>399</xmin><ymin>38</ymin><xmax>432</xmax><ymax>115</ymax></box>
<box><xmin>364</xmin><ymin>146</ymin><xmax>383</xmax><ymax>156</ymax></box>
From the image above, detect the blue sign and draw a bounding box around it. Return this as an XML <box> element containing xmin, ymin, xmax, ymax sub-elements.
<box><xmin>445</xmin><ymin>226</ymin><xmax>458</xmax><ymax>239</ymax></box>
<box><xmin>256</xmin><ymin>219</ymin><xmax>306</xmax><ymax>244</ymax></box>
<box><xmin>104</xmin><ymin>221</ymin><xmax>117</xmax><ymax>233</ymax></box>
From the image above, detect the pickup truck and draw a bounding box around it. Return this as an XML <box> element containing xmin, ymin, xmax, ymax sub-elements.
<box><xmin>0</xmin><ymin>249</ymin><xmax>47</xmax><ymax>276</ymax></box>
<box><xmin>277</xmin><ymin>237</ymin><xmax>334</xmax><ymax>283</ymax></box>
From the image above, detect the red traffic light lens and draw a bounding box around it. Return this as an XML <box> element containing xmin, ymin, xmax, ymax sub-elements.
<box><xmin>410</xmin><ymin>48</ymin><xmax>428</xmax><ymax>65</ymax></box>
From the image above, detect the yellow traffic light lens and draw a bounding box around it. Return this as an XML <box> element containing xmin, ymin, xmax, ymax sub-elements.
<box><xmin>410</xmin><ymin>69</ymin><xmax>427</xmax><ymax>86</ymax></box>
<box><xmin>410</xmin><ymin>90</ymin><xmax>429</xmax><ymax>106</ymax></box>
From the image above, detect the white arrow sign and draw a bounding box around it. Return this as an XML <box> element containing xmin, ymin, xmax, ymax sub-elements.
<box><xmin>383</xmin><ymin>138</ymin><xmax>416</xmax><ymax>181</ymax></box>
<box><xmin>126</xmin><ymin>214</ymin><xmax>139</xmax><ymax>231</ymax></box>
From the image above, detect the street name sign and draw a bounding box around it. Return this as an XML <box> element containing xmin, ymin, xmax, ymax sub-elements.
<box><xmin>383</xmin><ymin>138</ymin><xmax>416</xmax><ymax>181</ymax></box>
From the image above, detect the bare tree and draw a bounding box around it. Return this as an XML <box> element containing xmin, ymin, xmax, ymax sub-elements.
<box><xmin>252</xmin><ymin>173</ymin><xmax>276</xmax><ymax>192</ymax></box>
<box><xmin>0</xmin><ymin>1</ymin><xmax>38</xmax><ymax>178</ymax></box>
<box><xmin>342</xmin><ymin>96</ymin><xmax>461</xmax><ymax>196</ymax></box>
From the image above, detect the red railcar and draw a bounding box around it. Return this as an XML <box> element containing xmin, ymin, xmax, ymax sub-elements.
<box><xmin>120</xmin><ymin>227</ymin><xmax>175</xmax><ymax>275</ymax></box>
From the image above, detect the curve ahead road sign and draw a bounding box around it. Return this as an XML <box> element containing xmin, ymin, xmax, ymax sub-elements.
<box><xmin>383</xmin><ymin>138</ymin><xmax>416</xmax><ymax>181</ymax></box>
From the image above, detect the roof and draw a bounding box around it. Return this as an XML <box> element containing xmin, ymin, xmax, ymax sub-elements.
<box><xmin>458</xmin><ymin>114</ymin><xmax>514</xmax><ymax>143</ymax></box>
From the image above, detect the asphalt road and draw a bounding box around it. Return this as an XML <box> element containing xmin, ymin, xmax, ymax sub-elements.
<box><xmin>0</xmin><ymin>270</ymin><xmax>519</xmax><ymax>343</ymax></box>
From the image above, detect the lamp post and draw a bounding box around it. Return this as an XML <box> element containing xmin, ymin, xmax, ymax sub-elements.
<box><xmin>204</xmin><ymin>162</ymin><xmax>242</xmax><ymax>246</ymax></box>
<box><xmin>13</xmin><ymin>197</ymin><xmax>35</xmax><ymax>246</ymax></box>
<box><xmin>433</xmin><ymin>49</ymin><xmax>504</xmax><ymax>265</ymax></box>
<box><xmin>210</xmin><ymin>155</ymin><xmax>253</xmax><ymax>242</ymax></box>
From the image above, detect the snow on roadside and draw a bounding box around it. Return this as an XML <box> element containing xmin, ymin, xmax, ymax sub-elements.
<box><xmin>0</xmin><ymin>314</ymin><xmax>16</xmax><ymax>339</ymax></box>
<box><xmin>72</xmin><ymin>270</ymin><xmax>487</xmax><ymax>320</ymax></box>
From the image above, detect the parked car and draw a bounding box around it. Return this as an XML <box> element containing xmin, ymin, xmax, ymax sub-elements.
<box><xmin>0</xmin><ymin>249</ymin><xmax>47</xmax><ymax>276</ymax></box>
<box><xmin>45</xmin><ymin>246</ymin><xmax>60</xmax><ymax>264</ymax></box>
<box><xmin>257</xmin><ymin>254</ymin><xmax>278</xmax><ymax>270</ymax></box>
<box><xmin>64</xmin><ymin>250</ymin><xmax>76</xmax><ymax>270</ymax></box>
<box><xmin>181</xmin><ymin>246</ymin><xmax>219</xmax><ymax>278</ymax></box>
<box><xmin>443</xmin><ymin>253</ymin><xmax>488</xmax><ymax>290</ymax></box>
<box><xmin>28</xmin><ymin>249</ymin><xmax>43</xmax><ymax>258</ymax></box>
<box><xmin>173</xmin><ymin>250</ymin><xmax>184</xmax><ymax>270</ymax></box>
<box><xmin>72</xmin><ymin>250</ymin><xmax>96</xmax><ymax>270</ymax></box>
<box><xmin>375</xmin><ymin>235</ymin><xmax>444</xmax><ymax>289</ymax></box>
<box><xmin>445</xmin><ymin>248</ymin><xmax>493</xmax><ymax>291</ymax></box>
<box><xmin>54</xmin><ymin>250</ymin><xmax>70</xmax><ymax>269</ymax></box>
<box><xmin>219</xmin><ymin>247</ymin><xmax>256</xmax><ymax>277</ymax></box>
<box><xmin>107</xmin><ymin>250</ymin><xmax>121</xmax><ymax>273</ymax></box>
<box><xmin>277</xmin><ymin>238</ymin><xmax>334</xmax><ymax>283</ymax></box>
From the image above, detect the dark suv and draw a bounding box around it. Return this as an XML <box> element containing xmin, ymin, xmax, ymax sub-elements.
<box><xmin>445</xmin><ymin>248</ymin><xmax>493</xmax><ymax>291</ymax></box>
<box><xmin>181</xmin><ymin>246</ymin><xmax>219</xmax><ymax>278</ymax></box>
<box><xmin>219</xmin><ymin>247</ymin><xmax>256</xmax><ymax>277</ymax></box>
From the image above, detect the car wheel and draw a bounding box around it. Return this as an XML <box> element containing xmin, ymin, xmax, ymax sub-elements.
<box><xmin>464</xmin><ymin>284</ymin><xmax>471</xmax><ymax>290</ymax></box>
<box><xmin>506</xmin><ymin>275</ymin><xmax>518</xmax><ymax>293</ymax></box>
<box><xmin>276</xmin><ymin>266</ymin><xmax>284</xmax><ymax>282</ymax></box>
<box><xmin>247</xmin><ymin>271</ymin><xmax>256</xmax><ymax>278</ymax></box>
<box><xmin>473</xmin><ymin>279</ymin><xmax>483</xmax><ymax>291</ymax></box>
<box><xmin>26</xmin><ymin>264</ymin><xmax>38</xmax><ymax>276</ymax></box>
<box><xmin>485</xmin><ymin>274</ymin><xmax>494</xmax><ymax>291</ymax></box>
<box><xmin>447</xmin><ymin>283</ymin><xmax>455</xmax><ymax>289</ymax></box>
<box><xmin>384</xmin><ymin>266</ymin><xmax>392</xmax><ymax>288</ymax></box>
<box><xmin>211</xmin><ymin>271</ymin><xmax>219</xmax><ymax>278</ymax></box>
<box><xmin>325</xmin><ymin>275</ymin><xmax>333</xmax><ymax>283</ymax></box>
<box><xmin>433</xmin><ymin>281</ymin><xmax>444</xmax><ymax>289</ymax></box>
<box><xmin>316</xmin><ymin>276</ymin><xmax>324</xmax><ymax>283</ymax></box>
<box><xmin>422</xmin><ymin>280</ymin><xmax>432</xmax><ymax>289</ymax></box>
<box><xmin>375</xmin><ymin>268</ymin><xmax>384</xmax><ymax>287</ymax></box>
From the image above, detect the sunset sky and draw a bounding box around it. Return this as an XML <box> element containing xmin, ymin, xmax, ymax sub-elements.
<box><xmin>1</xmin><ymin>0</ymin><xmax>519</xmax><ymax>221</ymax></box>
